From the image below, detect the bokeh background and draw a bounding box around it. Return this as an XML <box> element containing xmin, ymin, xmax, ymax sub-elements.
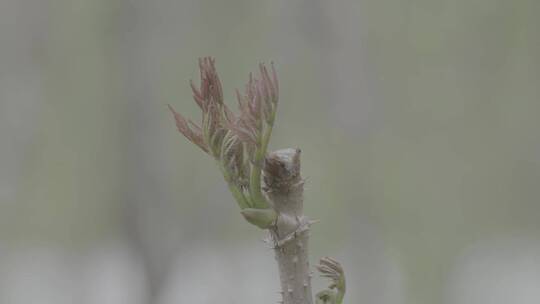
<box><xmin>1</xmin><ymin>0</ymin><xmax>540</xmax><ymax>303</ymax></box>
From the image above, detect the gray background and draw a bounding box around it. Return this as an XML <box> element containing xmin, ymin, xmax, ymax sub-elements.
<box><xmin>1</xmin><ymin>0</ymin><xmax>539</xmax><ymax>303</ymax></box>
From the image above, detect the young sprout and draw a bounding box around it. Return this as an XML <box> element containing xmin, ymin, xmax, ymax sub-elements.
<box><xmin>168</xmin><ymin>57</ymin><xmax>279</xmax><ymax>227</ymax></box>
<box><xmin>316</xmin><ymin>257</ymin><xmax>346</xmax><ymax>304</ymax></box>
<box><xmin>169</xmin><ymin>58</ymin><xmax>346</xmax><ymax>304</ymax></box>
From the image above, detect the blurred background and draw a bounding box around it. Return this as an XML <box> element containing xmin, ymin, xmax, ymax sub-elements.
<box><xmin>1</xmin><ymin>0</ymin><xmax>539</xmax><ymax>303</ymax></box>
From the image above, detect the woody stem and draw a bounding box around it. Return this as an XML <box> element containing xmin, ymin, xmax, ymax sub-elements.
<box><xmin>264</xmin><ymin>148</ymin><xmax>313</xmax><ymax>304</ymax></box>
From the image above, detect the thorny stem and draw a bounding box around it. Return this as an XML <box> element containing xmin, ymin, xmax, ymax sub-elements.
<box><xmin>264</xmin><ymin>148</ymin><xmax>314</xmax><ymax>304</ymax></box>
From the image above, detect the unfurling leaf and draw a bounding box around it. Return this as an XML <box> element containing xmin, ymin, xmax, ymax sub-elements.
<box><xmin>316</xmin><ymin>257</ymin><xmax>346</xmax><ymax>304</ymax></box>
<box><xmin>169</xmin><ymin>57</ymin><xmax>280</xmax><ymax>226</ymax></box>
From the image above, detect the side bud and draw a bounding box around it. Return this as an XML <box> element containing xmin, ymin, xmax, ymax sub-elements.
<box><xmin>240</xmin><ymin>208</ymin><xmax>277</xmax><ymax>229</ymax></box>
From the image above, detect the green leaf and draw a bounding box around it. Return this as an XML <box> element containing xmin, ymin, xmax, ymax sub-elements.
<box><xmin>240</xmin><ymin>208</ymin><xmax>277</xmax><ymax>229</ymax></box>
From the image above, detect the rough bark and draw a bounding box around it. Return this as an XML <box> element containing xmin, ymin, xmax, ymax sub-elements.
<box><xmin>264</xmin><ymin>148</ymin><xmax>314</xmax><ymax>304</ymax></box>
